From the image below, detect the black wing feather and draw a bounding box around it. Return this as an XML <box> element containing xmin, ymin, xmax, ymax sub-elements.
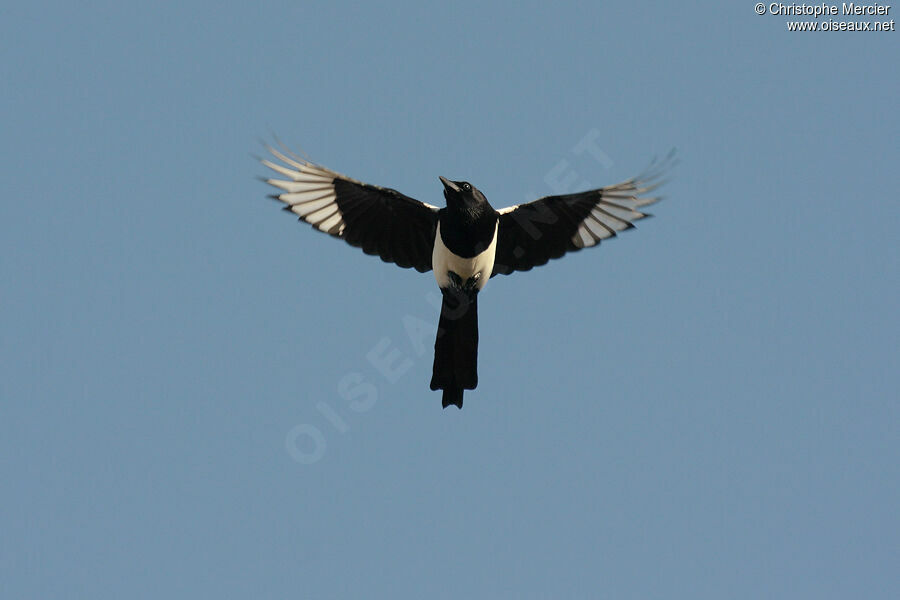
<box><xmin>262</xmin><ymin>145</ymin><xmax>439</xmax><ymax>273</ymax></box>
<box><xmin>492</xmin><ymin>154</ymin><xmax>673</xmax><ymax>276</ymax></box>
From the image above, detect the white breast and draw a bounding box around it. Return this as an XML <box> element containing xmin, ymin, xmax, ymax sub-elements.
<box><xmin>432</xmin><ymin>221</ymin><xmax>498</xmax><ymax>292</ymax></box>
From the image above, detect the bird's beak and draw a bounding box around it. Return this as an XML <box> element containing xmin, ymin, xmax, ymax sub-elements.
<box><xmin>439</xmin><ymin>176</ymin><xmax>460</xmax><ymax>193</ymax></box>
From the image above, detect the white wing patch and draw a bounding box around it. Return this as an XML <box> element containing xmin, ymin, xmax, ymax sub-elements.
<box><xmin>262</xmin><ymin>146</ymin><xmax>346</xmax><ymax>235</ymax></box>
<box><xmin>571</xmin><ymin>184</ymin><xmax>659</xmax><ymax>249</ymax></box>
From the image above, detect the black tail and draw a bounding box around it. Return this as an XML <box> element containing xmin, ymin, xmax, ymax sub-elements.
<box><xmin>430</xmin><ymin>288</ymin><xmax>478</xmax><ymax>409</ymax></box>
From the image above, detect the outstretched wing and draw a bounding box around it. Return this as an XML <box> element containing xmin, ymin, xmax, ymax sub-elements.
<box><xmin>262</xmin><ymin>145</ymin><xmax>439</xmax><ymax>273</ymax></box>
<box><xmin>492</xmin><ymin>153</ymin><xmax>673</xmax><ymax>276</ymax></box>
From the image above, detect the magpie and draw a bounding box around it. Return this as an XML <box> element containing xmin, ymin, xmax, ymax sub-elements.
<box><xmin>261</xmin><ymin>144</ymin><xmax>672</xmax><ymax>409</ymax></box>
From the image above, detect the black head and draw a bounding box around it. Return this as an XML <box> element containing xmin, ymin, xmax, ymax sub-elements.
<box><xmin>439</xmin><ymin>176</ymin><xmax>488</xmax><ymax>209</ymax></box>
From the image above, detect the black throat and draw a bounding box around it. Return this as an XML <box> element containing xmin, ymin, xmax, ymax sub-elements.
<box><xmin>439</xmin><ymin>204</ymin><xmax>498</xmax><ymax>258</ymax></box>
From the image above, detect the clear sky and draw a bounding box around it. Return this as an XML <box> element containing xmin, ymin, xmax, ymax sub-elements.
<box><xmin>1</xmin><ymin>2</ymin><xmax>897</xmax><ymax>598</ymax></box>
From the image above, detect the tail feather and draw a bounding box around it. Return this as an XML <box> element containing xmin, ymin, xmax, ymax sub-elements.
<box><xmin>431</xmin><ymin>288</ymin><xmax>479</xmax><ymax>409</ymax></box>
<box><xmin>442</xmin><ymin>388</ymin><xmax>464</xmax><ymax>409</ymax></box>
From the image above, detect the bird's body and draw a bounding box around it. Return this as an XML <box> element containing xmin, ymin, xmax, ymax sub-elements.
<box><xmin>432</xmin><ymin>220</ymin><xmax>497</xmax><ymax>291</ymax></box>
<box><xmin>428</xmin><ymin>178</ymin><xmax>500</xmax><ymax>407</ymax></box>
<box><xmin>432</xmin><ymin>176</ymin><xmax>499</xmax><ymax>292</ymax></box>
<box><xmin>262</xmin><ymin>144</ymin><xmax>672</xmax><ymax>409</ymax></box>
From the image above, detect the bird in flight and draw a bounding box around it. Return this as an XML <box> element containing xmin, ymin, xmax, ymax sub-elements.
<box><xmin>261</xmin><ymin>143</ymin><xmax>672</xmax><ymax>409</ymax></box>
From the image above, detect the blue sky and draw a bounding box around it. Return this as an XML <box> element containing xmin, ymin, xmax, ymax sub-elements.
<box><xmin>1</xmin><ymin>2</ymin><xmax>897</xmax><ymax>598</ymax></box>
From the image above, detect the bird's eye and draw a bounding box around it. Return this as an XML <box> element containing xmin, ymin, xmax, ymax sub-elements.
<box><xmin>463</xmin><ymin>183</ymin><xmax>471</xmax><ymax>191</ymax></box>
